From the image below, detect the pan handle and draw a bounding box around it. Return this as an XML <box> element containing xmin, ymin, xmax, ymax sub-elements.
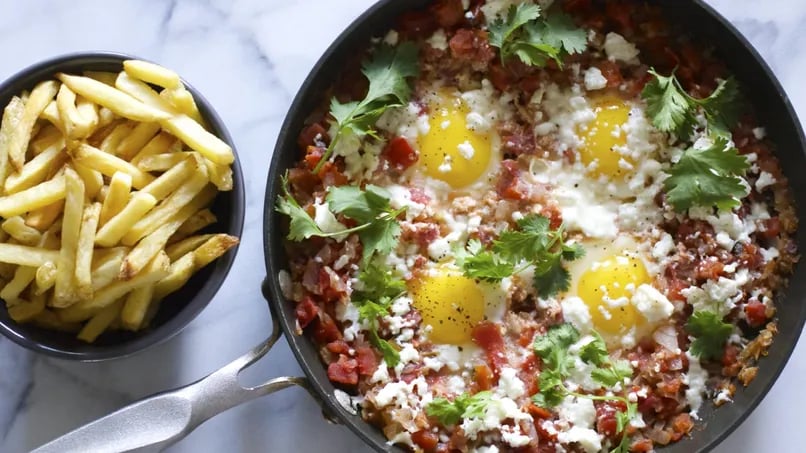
<box><xmin>31</xmin><ymin>307</ymin><xmax>318</xmax><ymax>453</ymax></box>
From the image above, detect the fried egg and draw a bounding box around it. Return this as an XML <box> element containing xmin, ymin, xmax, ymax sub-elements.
<box><xmin>565</xmin><ymin>235</ymin><xmax>667</xmax><ymax>347</ymax></box>
<box><xmin>576</xmin><ymin>95</ymin><xmax>634</xmax><ymax>179</ymax></box>
<box><xmin>410</xmin><ymin>266</ymin><xmax>506</xmax><ymax>345</ymax></box>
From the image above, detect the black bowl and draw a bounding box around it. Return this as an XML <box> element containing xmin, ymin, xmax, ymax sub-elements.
<box><xmin>263</xmin><ymin>1</ymin><xmax>806</xmax><ymax>452</ymax></box>
<box><xmin>0</xmin><ymin>52</ymin><xmax>244</xmax><ymax>361</ymax></box>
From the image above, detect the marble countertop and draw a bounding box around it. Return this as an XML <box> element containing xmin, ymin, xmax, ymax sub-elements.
<box><xmin>0</xmin><ymin>1</ymin><xmax>804</xmax><ymax>452</ymax></box>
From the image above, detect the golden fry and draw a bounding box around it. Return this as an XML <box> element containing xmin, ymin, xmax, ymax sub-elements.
<box><xmin>82</xmin><ymin>71</ymin><xmax>118</xmax><ymax>86</ymax></box>
<box><xmin>121</xmin><ymin>284</ymin><xmax>154</xmax><ymax>330</ymax></box>
<box><xmin>192</xmin><ymin>234</ymin><xmax>239</xmax><ymax>269</ymax></box>
<box><xmin>57</xmin><ymin>73</ymin><xmax>170</xmax><ymax>122</ymax></box>
<box><xmin>8</xmin><ymin>295</ymin><xmax>46</xmax><ymax>323</ymax></box>
<box><xmin>95</xmin><ymin>192</ymin><xmax>157</xmax><ymax>247</ymax></box>
<box><xmin>204</xmin><ymin>158</ymin><xmax>233</xmax><ymax>191</ymax></box>
<box><xmin>166</xmin><ymin>234</ymin><xmax>213</xmax><ymax>262</ymax></box>
<box><xmin>0</xmin><ymin>175</ymin><xmax>66</xmax><ymax>218</ymax></box>
<box><xmin>53</xmin><ymin>167</ymin><xmax>85</xmax><ymax>307</ymax></box>
<box><xmin>8</xmin><ymin>80</ymin><xmax>59</xmax><ymax>170</ymax></box>
<box><xmin>25</xmin><ymin>200</ymin><xmax>64</xmax><ymax>231</ymax></box>
<box><xmin>172</xmin><ymin>209</ymin><xmax>216</xmax><ymax>242</ymax></box>
<box><xmin>72</xmin><ymin>161</ymin><xmax>104</xmax><ymax>199</ymax></box>
<box><xmin>0</xmin><ymin>96</ymin><xmax>25</xmax><ymax>191</ymax></box>
<box><xmin>136</xmin><ymin>152</ymin><xmax>190</xmax><ymax>172</ymax></box>
<box><xmin>116</xmin><ymin>121</ymin><xmax>160</xmax><ymax>160</ymax></box>
<box><xmin>130</xmin><ymin>132</ymin><xmax>178</xmax><ymax>165</ymax></box>
<box><xmin>140</xmin><ymin>155</ymin><xmax>195</xmax><ymax>201</ymax></box>
<box><xmin>91</xmin><ymin>247</ymin><xmax>128</xmax><ymax>291</ymax></box>
<box><xmin>99</xmin><ymin>122</ymin><xmax>135</xmax><ymax>155</ymax></box>
<box><xmin>4</xmin><ymin>140</ymin><xmax>67</xmax><ymax>194</ymax></box>
<box><xmin>161</xmin><ymin>86</ymin><xmax>203</xmax><ymax>124</ymax></box>
<box><xmin>1</xmin><ymin>216</ymin><xmax>42</xmax><ymax>245</ymax></box>
<box><xmin>123</xmin><ymin>60</ymin><xmax>181</xmax><ymax>90</ymax></box>
<box><xmin>73</xmin><ymin>143</ymin><xmax>154</xmax><ymax>189</ymax></box>
<box><xmin>0</xmin><ymin>244</ymin><xmax>59</xmax><ymax>266</ymax></box>
<box><xmin>75</xmin><ymin>202</ymin><xmax>101</xmax><ymax>299</ymax></box>
<box><xmin>153</xmin><ymin>252</ymin><xmax>194</xmax><ymax>301</ymax></box>
<box><xmin>99</xmin><ymin>172</ymin><xmax>132</xmax><ymax>226</ymax></box>
<box><xmin>77</xmin><ymin>299</ymin><xmax>123</xmax><ymax>343</ymax></box>
<box><xmin>35</xmin><ymin>261</ymin><xmax>56</xmax><ymax>295</ymax></box>
<box><xmin>0</xmin><ymin>265</ymin><xmax>36</xmax><ymax>302</ymax></box>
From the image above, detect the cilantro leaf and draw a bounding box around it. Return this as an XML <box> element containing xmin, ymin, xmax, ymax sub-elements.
<box><xmin>325</xmin><ymin>184</ymin><xmax>405</xmax><ymax>263</ymax></box>
<box><xmin>370</xmin><ymin>330</ymin><xmax>400</xmax><ymax>367</ymax></box>
<box><xmin>426</xmin><ymin>391</ymin><xmax>493</xmax><ymax>426</ymax></box>
<box><xmin>642</xmin><ymin>68</ymin><xmax>741</xmax><ymax>140</ymax></box>
<box><xmin>314</xmin><ymin>43</ymin><xmax>419</xmax><ymax>173</ymax></box>
<box><xmin>275</xmin><ymin>175</ymin><xmax>323</xmax><ymax>241</ymax></box>
<box><xmin>579</xmin><ymin>333</ymin><xmax>609</xmax><ymax>366</ymax></box>
<box><xmin>488</xmin><ymin>5</ymin><xmax>586</xmax><ymax>68</ymax></box>
<box><xmin>351</xmin><ymin>266</ymin><xmax>406</xmax><ymax>367</ymax></box>
<box><xmin>353</xmin><ymin>265</ymin><xmax>406</xmax><ymax>300</ymax></box>
<box><xmin>612</xmin><ymin>401</ymin><xmax>639</xmax><ymax>453</ymax></box>
<box><xmin>686</xmin><ymin>310</ymin><xmax>733</xmax><ymax>360</ymax></box>
<box><xmin>533</xmin><ymin>367</ymin><xmax>568</xmax><ymax>407</ymax></box>
<box><xmin>533</xmin><ymin>323</ymin><xmax>579</xmax><ymax>375</ymax></box>
<box><xmin>591</xmin><ymin>360</ymin><xmax>633</xmax><ymax>387</ymax></box>
<box><xmin>663</xmin><ymin>137</ymin><xmax>750</xmax><ymax>212</ymax></box>
<box><xmin>461</xmin><ymin>214</ymin><xmax>583</xmax><ymax>298</ymax></box>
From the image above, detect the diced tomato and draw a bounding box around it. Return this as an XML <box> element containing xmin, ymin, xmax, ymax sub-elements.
<box><xmin>519</xmin><ymin>354</ymin><xmax>540</xmax><ymax>396</ymax></box>
<box><xmin>327</xmin><ymin>354</ymin><xmax>358</xmax><ymax>385</ymax></box>
<box><xmin>356</xmin><ymin>346</ymin><xmax>379</xmax><ymax>376</ymax></box>
<box><xmin>489</xmin><ymin>62</ymin><xmax>511</xmax><ymax>91</ymax></box>
<box><xmin>472</xmin><ymin>321</ymin><xmax>507</xmax><ymax>379</ymax></box>
<box><xmin>297</xmin><ymin>123</ymin><xmax>328</xmax><ymax>150</ymax></box>
<box><xmin>286</xmin><ymin>167</ymin><xmax>319</xmax><ymax>196</ymax></box>
<box><xmin>496</xmin><ymin>159</ymin><xmax>528</xmax><ymax>200</ymax></box>
<box><xmin>449</xmin><ymin>29</ymin><xmax>495</xmax><ymax>65</ymax></box>
<box><xmin>317</xmin><ymin>161</ymin><xmax>349</xmax><ymax>187</ymax></box>
<box><xmin>474</xmin><ymin>364</ymin><xmax>494</xmax><ymax>391</ymax></box>
<box><xmin>605</xmin><ymin>1</ymin><xmax>633</xmax><ymax>31</ymax></box>
<box><xmin>759</xmin><ymin>217</ymin><xmax>781</xmax><ymax>240</ymax></box>
<box><xmin>744</xmin><ymin>300</ymin><xmax>768</xmax><ymax>327</ymax></box>
<box><xmin>313</xmin><ymin>314</ymin><xmax>342</xmax><ymax>343</ymax></box>
<box><xmin>412</xmin><ymin>429</ymin><xmax>439</xmax><ymax>452</ymax></box>
<box><xmin>597</xmin><ymin>60</ymin><xmax>623</xmax><ymax>88</ymax></box>
<box><xmin>596</xmin><ymin>401</ymin><xmax>627</xmax><ymax>438</ymax></box>
<box><xmin>631</xmin><ymin>439</ymin><xmax>655</xmax><ymax>452</ymax></box>
<box><xmin>695</xmin><ymin>260</ymin><xmax>724</xmax><ymax>281</ymax></box>
<box><xmin>409</xmin><ymin>187</ymin><xmax>431</xmax><ymax>205</ymax></box>
<box><xmin>385</xmin><ymin>136</ymin><xmax>419</xmax><ymax>170</ymax></box>
<box><xmin>430</xmin><ymin>0</ymin><xmax>464</xmax><ymax>28</ymax></box>
<box><xmin>526</xmin><ymin>403</ymin><xmax>552</xmax><ymax>419</ymax></box>
<box><xmin>304</xmin><ymin>146</ymin><xmax>324</xmax><ymax>169</ymax></box>
<box><xmin>518</xmin><ymin>326</ymin><xmax>537</xmax><ymax>348</ymax></box>
<box><xmin>319</xmin><ymin>266</ymin><xmax>347</xmax><ymax>303</ymax></box>
<box><xmin>295</xmin><ymin>296</ymin><xmax>319</xmax><ymax>329</ymax></box>
<box><xmin>326</xmin><ymin>339</ymin><xmax>349</xmax><ymax>355</ymax></box>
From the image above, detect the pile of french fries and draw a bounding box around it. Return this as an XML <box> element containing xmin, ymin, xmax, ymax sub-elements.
<box><xmin>0</xmin><ymin>59</ymin><xmax>239</xmax><ymax>343</ymax></box>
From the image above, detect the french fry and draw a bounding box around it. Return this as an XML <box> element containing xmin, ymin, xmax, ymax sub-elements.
<box><xmin>56</xmin><ymin>84</ymin><xmax>95</xmax><ymax>139</ymax></box>
<box><xmin>77</xmin><ymin>299</ymin><xmax>123</xmax><ymax>343</ymax></box>
<box><xmin>115</xmin><ymin>73</ymin><xmax>233</xmax><ymax>165</ymax></box>
<box><xmin>97</xmin><ymin>107</ymin><xmax>116</xmax><ymax>128</ymax></box>
<box><xmin>121</xmin><ymin>284</ymin><xmax>154</xmax><ymax>330</ymax></box>
<box><xmin>99</xmin><ymin>122</ymin><xmax>135</xmax><ymax>155</ymax></box>
<box><xmin>0</xmin><ymin>96</ymin><xmax>25</xmax><ymax>191</ymax></box>
<box><xmin>61</xmin><ymin>252</ymin><xmax>169</xmax><ymax>321</ymax></box>
<box><xmin>161</xmin><ymin>86</ymin><xmax>203</xmax><ymax>124</ymax></box>
<box><xmin>99</xmin><ymin>172</ymin><xmax>132</xmax><ymax>226</ymax></box>
<box><xmin>57</xmin><ymin>73</ymin><xmax>171</xmax><ymax>123</ymax></box>
<box><xmin>75</xmin><ymin>97</ymin><xmax>99</xmax><ymax>136</ymax></box>
<box><xmin>8</xmin><ymin>294</ymin><xmax>46</xmax><ymax>323</ymax></box>
<box><xmin>8</xmin><ymin>80</ymin><xmax>59</xmax><ymax>170</ymax></box>
<box><xmin>91</xmin><ymin>247</ymin><xmax>128</xmax><ymax>291</ymax></box>
<box><xmin>1</xmin><ymin>216</ymin><xmax>42</xmax><ymax>245</ymax></box>
<box><xmin>153</xmin><ymin>252</ymin><xmax>194</xmax><ymax>301</ymax></box>
<box><xmin>0</xmin><ymin>265</ymin><xmax>36</xmax><ymax>302</ymax></box>
<box><xmin>75</xmin><ymin>202</ymin><xmax>101</xmax><ymax>299</ymax></box>
<box><xmin>122</xmin><ymin>169</ymin><xmax>210</xmax><ymax>245</ymax></box>
<box><xmin>29</xmin><ymin>124</ymin><xmax>63</xmax><ymax>154</ymax></box>
<box><xmin>5</xmin><ymin>140</ymin><xmax>67</xmax><ymax>194</ymax></box>
<box><xmin>0</xmin><ymin>175</ymin><xmax>66</xmax><ymax>218</ymax></box>
<box><xmin>52</xmin><ymin>167</ymin><xmax>85</xmax><ymax>307</ymax></box>
<box><xmin>0</xmin><ymin>244</ymin><xmax>59</xmax><ymax>266</ymax></box>
<box><xmin>116</xmin><ymin>121</ymin><xmax>160</xmax><ymax>160</ymax></box>
<box><xmin>172</xmin><ymin>209</ymin><xmax>216</xmax><ymax>241</ymax></box>
<box><xmin>137</xmin><ymin>152</ymin><xmax>190</xmax><ymax>172</ymax></box>
<box><xmin>192</xmin><ymin>234</ymin><xmax>239</xmax><ymax>269</ymax></box>
<box><xmin>204</xmin><ymin>158</ymin><xmax>233</xmax><ymax>191</ymax></box>
<box><xmin>25</xmin><ymin>200</ymin><xmax>64</xmax><ymax>231</ymax></box>
<box><xmin>95</xmin><ymin>192</ymin><xmax>157</xmax><ymax>247</ymax></box>
<box><xmin>130</xmin><ymin>132</ymin><xmax>179</xmax><ymax>166</ymax></box>
<box><xmin>73</xmin><ymin>143</ymin><xmax>154</xmax><ymax>189</ymax></box>
<box><xmin>140</xmin><ymin>155</ymin><xmax>195</xmax><ymax>200</ymax></box>
<box><xmin>72</xmin><ymin>162</ymin><xmax>104</xmax><ymax>199</ymax></box>
<box><xmin>123</xmin><ymin>60</ymin><xmax>181</xmax><ymax>90</ymax></box>
<box><xmin>35</xmin><ymin>261</ymin><xmax>56</xmax><ymax>295</ymax></box>
<box><xmin>166</xmin><ymin>234</ymin><xmax>213</xmax><ymax>261</ymax></box>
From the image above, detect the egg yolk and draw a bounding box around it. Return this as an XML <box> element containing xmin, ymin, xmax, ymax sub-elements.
<box><xmin>418</xmin><ymin>93</ymin><xmax>492</xmax><ymax>188</ymax></box>
<box><xmin>576</xmin><ymin>254</ymin><xmax>649</xmax><ymax>335</ymax></box>
<box><xmin>577</xmin><ymin>96</ymin><xmax>632</xmax><ymax>179</ymax></box>
<box><xmin>410</xmin><ymin>271</ymin><xmax>485</xmax><ymax>344</ymax></box>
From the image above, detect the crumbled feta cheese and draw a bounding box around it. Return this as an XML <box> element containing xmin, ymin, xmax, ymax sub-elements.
<box><xmin>561</xmin><ymin>297</ymin><xmax>593</xmax><ymax>333</ymax></box>
<box><xmin>683</xmin><ymin>352</ymin><xmax>709</xmax><ymax>419</ymax></box>
<box><xmin>652</xmin><ymin>233</ymin><xmax>675</xmax><ymax>260</ymax></box>
<box><xmin>752</xmin><ymin>127</ymin><xmax>766</xmax><ymax>140</ymax></box>
<box><xmin>755</xmin><ymin>171</ymin><xmax>776</xmax><ymax>191</ymax></box>
<box><xmin>760</xmin><ymin>247</ymin><xmax>780</xmax><ymax>262</ymax></box>
<box><xmin>438</xmin><ymin>154</ymin><xmax>453</xmax><ymax>173</ymax></box>
<box><xmin>336</xmin><ymin>302</ymin><xmax>362</xmax><ymax>342</ymax></box>
<box><xmin>427</xmin><ymin>29</ymin><xmax>449</xmax><ymax>50</ymax></box>
<box><xmin>603</xmin><ymin>32</ymin><xmax>639</xmax><ymax>63</ymax></box>
<box><xmin>556</xmin><ymin>396</ymin><xmax>602</xmax><ymax>453</ymax></box>
<box><xmin>391</xmin><ymin>296</ymin><xmax>412</xmax><ymax>317</ymax></box>
<box><xmin>681</xmin><ymin>269</ymin><xmax>749</xmax><ymax>316</ymax></box>
<box><xmin>500</xmin><ymin>425</ymin><xmax>531</xmax><ymax>447</ymax></box>
<box><xmin>313</xmin><ymin>198</ymin><xmax>348</xmax><ymax>241</ymax></box>
<box><xmin>497</xmin><ymin>367</ymin><xmax>526</xmax><ymax>399</ymax></box>
<box><xmin>370</xmin><ymin>361</ymin><xmax>390</xmax><ymax>383</ymax></box>
<box><xmin>631</xmin><ymin>284</ymin><xmax>675</xmax><ymax>322</ymax></box>
<box><xmin>583</xmin><ymin>67</ymin><xmax>608</xmax><ymax>90</ymax></box>
<box><xmin>461</xmin><ymin>396</ymin><xmax>531</xmax><ymax>445</ymax></box>
<box><xmin>383</xmin><ymin>30</ymin><xmax>399</xmax><ymax>46</ymax></box>
<box><xmin>557</xmin><ymin>427</ymin><xmax>603</xmax><ymax>453</ymax></box>
<box><xmin>458</xmin><ymin>140</ymin><xmax>475</xmax><ymax>159</ymax></box>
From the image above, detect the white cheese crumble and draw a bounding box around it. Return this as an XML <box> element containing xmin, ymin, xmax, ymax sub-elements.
<box><xmin>557</xmin><ymin>396</ymin><xmax>602</xmax><ymax>453</ymax></box>
<box><xmin>427</xmin><ymin>29</ymin><xmax>449</xmax><ymax>50</ymax></box>
<box><xmin>497</xmin><ymin>367</ymin><xmax>526</xmax><ymax>399</ymax></box>
<box><xmin>438</xmin><ymin>154</ymin><xmax>453</xmax><ymax>173</ymax></box>
<box><xmin>603</xmin><ymin>32</ymin><xmax>639</xmax><ymax>63</ymax></box>
<box><xmin>755</xmin><ymin>171</ymin><xmax>776</xmax><ymax>191</ymax></box>
<box><xmin>631</xmin><ymin>284</ymin><xmax>675</xmax><ymax>322</ymax></box>
<box><xmin>583</xmin><ymin>67</ymin><xmax>608</xmax><ymax>90</ymax></box>
<box><xmin>683</xmin><ymin>351</ymin><xmax>709</xmax><ymax>419</ymax></box>
<box><xmin>752</xmin><ymin>127</ymin><xmax>767</xmax><ymax>140</ymax></box>
<box><xmin>458</xmin><ymin>140</ymin><xmax>476</xmax><ymax>159</ymax></box>
<box><xmin>561</xmin><ymin>296</ymin><xmax>593</xmax><ymax>334</ymax></box>
<box><xmin>313</xmin><ymin>197</ymin><xmax>348</xmax><ymax>241</ymax></box>
<box><xmin>681</xmin><ymin>269</ymin><xmax>749</xmax><ymax>316</ymax></box>
<box><xmin>460</xmin><ymin>396</ymin><xmax>531</xmax><ymax>446</ymax></box>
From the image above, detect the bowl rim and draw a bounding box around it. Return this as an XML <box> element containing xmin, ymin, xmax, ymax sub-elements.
<box><xmin>262</xmin><ymin>1</ymin><xmax>806</xmax><ymax>452</ymax></box>
<box><xmin>0</xmin><ymin>51</ymin><xmax>245</xmax><ymax>361</ymax></box>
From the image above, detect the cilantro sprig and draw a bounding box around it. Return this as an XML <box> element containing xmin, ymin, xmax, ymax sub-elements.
<box><xmin>686</xmin><ymin>310</ymin><xmax>732</xmax><ymax>360</ymax></box>
<box><xmin>461</xmin><ymin>214</ymin><xmax>584</xmax><ymax>298</ymax></box>
<box><xmin>488</xmin><ymin>4</ymin><xmax>586</xmax><ymax>68</ymax></box>
<box><xmin>532</xmin><ymin>324</ymin><xmax>638</xmax><ymax>453</ymax></box>
<box><xmin>663</xmin><ymin>137</ymin><xmax>750</xmax><ymax>212</ymax></box>
<box><xmin>351</xmin><ymin>265</ymin><xmax>407</xmax><ymax>367</ymax></box>
<box><xmin>426</xmin><ymin>391</ymin><xmax>494</xmax><ymax>426</ymax></box>
<box><xmin>313</xmin><ymin>43</ymin><xmax>418</xmax><ymax>173</ymax></box>
<box><xmin>275</xmin><ymin>178</ymin><xmax>405</xmax><ymax>263</ymax></box>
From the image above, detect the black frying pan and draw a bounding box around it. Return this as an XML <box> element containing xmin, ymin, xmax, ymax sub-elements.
<box><xmin>262</xmin><ymin>0</ymin><xmax>806</xmax><ymax>452</ymax></box>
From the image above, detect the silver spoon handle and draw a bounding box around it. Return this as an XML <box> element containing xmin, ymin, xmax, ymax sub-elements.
<box><xmin>32</xmin><ymin>314</ymin><xmax>313</xmax><ymax>453</ymax></box>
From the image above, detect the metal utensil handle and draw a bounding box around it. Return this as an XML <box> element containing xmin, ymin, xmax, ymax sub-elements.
<box><xmin>32</xmin><ymin>314</ymin><xmax>313</xmax><ymax>453</ymax></box>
